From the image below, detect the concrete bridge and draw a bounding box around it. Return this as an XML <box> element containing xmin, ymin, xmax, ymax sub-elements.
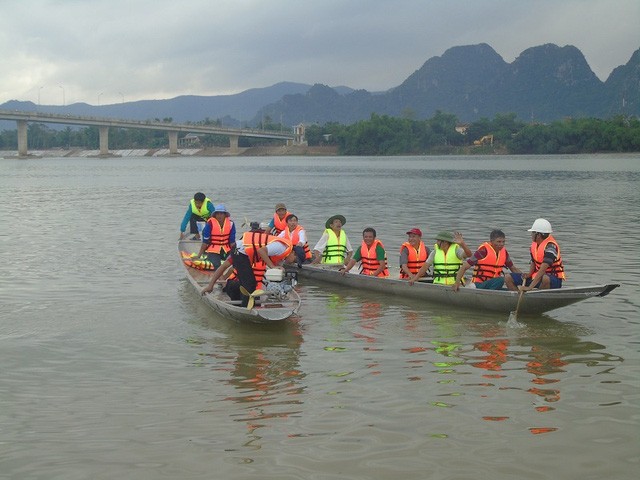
<box><xmin>0</xmin><ymin>109</ymin><xmax>297</xmax><ymax>157</ymax></box>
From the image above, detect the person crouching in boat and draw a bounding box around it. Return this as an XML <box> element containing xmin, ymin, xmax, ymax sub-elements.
<box><xmin>202</xmin><ymin>226</ymin><xmax>296</xmax><ymax>307</ymax></box>
<box><xmin>399</xmin><ymin>228</ymin><xmax>429</xmax><ymax>280</ymax></box>
<box><xmin>341</xmin><ymin>227</ymin><xmax>390</xmax><ymax>277</ymax></box>
<box><xmin>504</xmin><ymin>218</ymin><xmax>565</xmax><ymax>291</ymax></box>
<box><xmin>179</xmin><ymin>192</ymin><xmax>214</xmax><ymax>240</ymax></box>
<box><xmin>197</xmin><ymin>204</ymin><xmax>236</xmax><ymax>270</ymax></box>
<box><xmin>278</xmin><ymin>213</ymin><xmax>312</xmax><ymax>266</ymax></box>
<box><xmin>408</xmin><ymin>231</ymin><xmax>471</xmax><ymax>285</ymax></box>
<box><xmin>311</xmin><ymin>214</ymin><xmax>354</xmax><ymax>266</ymax></box>
<box><xmin>452</xmin><ymin>229</ymin><xmax>522</xmax><ymax>291</ymax></box>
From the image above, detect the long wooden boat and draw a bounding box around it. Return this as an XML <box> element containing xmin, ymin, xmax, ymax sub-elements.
<box><xmin>297</xmin><ymin>264</ymin><xmax>619</xmax><ymax>315</ymax></box>
<box><xmin>179</xmin><ymin>240</ymin><xmax>301</xmax><ymax>323</ymax></box>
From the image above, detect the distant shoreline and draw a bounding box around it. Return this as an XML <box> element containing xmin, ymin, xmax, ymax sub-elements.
<box><xmin>0</xmin><ymin>144</ymin><xmax>340</xmax><ymax>158</ymax></box>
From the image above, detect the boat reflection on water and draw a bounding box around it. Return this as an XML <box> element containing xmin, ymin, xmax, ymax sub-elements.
<box><xmin>179</xmin><ymin>281</ymin><xmax>305</xmax><ymax>450</ymax></box>
<box><xmin>423</xmin><ymin>316</ymin><xmax>624</xmax><ymax>435</ymax></box>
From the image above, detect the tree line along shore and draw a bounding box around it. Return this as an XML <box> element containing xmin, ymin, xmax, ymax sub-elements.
<box><xmin>1</xmin><ymin>112</ymin><xmax>639</xmax><ymax>156</ymax></box>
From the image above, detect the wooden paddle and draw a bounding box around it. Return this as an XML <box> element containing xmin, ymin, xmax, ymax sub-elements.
<box><xmin>239</xmin><ymin>286</ymin><xmax>265</xmax><ymax>309</ymax></box>
<box><xmin>508</xmin><ymin>279</ymin><xmax>527</xmax><ymax>323</ymax></box>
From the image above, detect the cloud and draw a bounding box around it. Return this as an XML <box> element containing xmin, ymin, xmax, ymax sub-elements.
<box><xmin>0</xmin><ymin>0</ymin><xmax>638</xmax><ymax>105</ymax></box>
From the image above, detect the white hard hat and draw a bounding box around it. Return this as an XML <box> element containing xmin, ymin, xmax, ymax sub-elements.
<box><xmin>527</xmin><ymin>218</ymin><xmax>553</xmax><ymax>234</ymax></box>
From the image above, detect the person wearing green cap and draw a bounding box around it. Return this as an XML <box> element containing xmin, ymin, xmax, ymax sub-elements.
<box><xmin>311</xmin><ymin>214</ymin><xmax>353</xmax><ymax>265</ymax></box>
<box><xmin>408</xmin><ymin>231</ymin><xmax>471</xmax><ymax>285</ymax></box>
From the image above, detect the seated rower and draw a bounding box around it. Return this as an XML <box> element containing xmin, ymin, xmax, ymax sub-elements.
<box><xmin>341</xmin><ymin>227</ymin><xmax>389</xmax><ymax>277</ymax></box>
<box><xmin>311</xmin><ymin>214</ymin><xmax>354</xmax><ymax>265</ymax></box>
<box><xmin>179</xmin><ymin>192</ymin><xmax>214</xmax><ymax>240</ymax></box>
<box><xmin>399</xmin><ymin>228</ymin><xmax>429</xmax><ymax>280</ymax></box>
<box><xmin>197</xmin><ymin>204</ymin><xmax>236</xmax><ymax>270</ymax></box>
<box><xmin>278</xmin><ymin>214</ymin><xmax>312</xmax><ymax>266</ymax></box>
<box><xmin>269</xmin><ymin>202</ymin><xmax>291</xmax><ymax>236</ymax></box>
<box><xmin>452</xmin><ymin>229</ymin><xmax>522</xmax><ymax>291</ymax></box>
<box><xmin>504</xmin><ymin>218</ymin><xmax>565</xmax><ymax>291</ymax></box>
<box><xmin>202</xmin><ymin>224</ymin><xmax>296</xmax><ymax>306</ymax></box>
<box><xmin>409</xmin><ymin>231</ymin><xmax>471</xmax><ymax>285</ymax></box>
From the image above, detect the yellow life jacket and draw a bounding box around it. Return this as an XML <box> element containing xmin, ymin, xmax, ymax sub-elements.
<box><xmin>433</xmin><ymin>243</ymin><xmax>462</xmax><ymax>285</ymax></box>
<box><xmin>322</xmin><ymin>228</ymin><xmax>347</xmax><ymax>264</ymax></box>
<box><xmin>190</xmin><ymin>198</ymin><xmax>212</xmax><ymax>218</ymax></box>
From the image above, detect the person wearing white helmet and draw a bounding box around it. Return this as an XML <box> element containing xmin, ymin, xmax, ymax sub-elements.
<box><xmin>504</xmin><ymin>218</ymin><xmax>566</xmax><ymax>291</ymax></box>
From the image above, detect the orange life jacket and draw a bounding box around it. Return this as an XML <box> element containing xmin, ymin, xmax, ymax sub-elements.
<box><xmin>399</xmin><ymin>241</ymin><xmax>428</xmax><ymax>279</ymax></box>
<box><xmin>271</xmin><ymin>211</ymin><xmax>290</xmax><ymax>235</ymax></box>
<box><xmin>205</xmin><ymin>218</ymin><xmax>233</xmax><ymax>254</ymax></box>
<box><xmin>530</xmin><ymin>235</ymin><xmax>566</xmax><ymax>279</ymax></box>
<box><xmin>281</xmin><ymin>225</ymin><xmax>312</xmax><ymax>260</ymax></box>
<box><xmin>242</xmin><ymin>232</ymin><xmax>293</xmax><ymax>266</ymax></box>
<box><xmin>472</xmin><ymin>242</ymin><xmax>507</xmax><ymax>283</ymax></box>
<box><xmin>359</xmin><ymin>239</ymin><xmax>389</xmax><ymax>277</ymax></box>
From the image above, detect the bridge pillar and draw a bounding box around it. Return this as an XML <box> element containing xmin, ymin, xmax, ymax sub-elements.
<box><xmin>229</xmin><ymin>135</ymin><xmax>239</xmax><ymax>153</ymax></box>
<box><xmin>99</xmin><ymin>126</ymin><xmax>110</xmax><ymax>155</ymax></box>
<box><xmin>17</xmin><ymin>120</ymin><xmax>28</xmax><ymax>157</ymax></box>
<box><xmin>168</xmin><ymin>131</ymin><xmax>178</xmax><ymax>154</ymax></box>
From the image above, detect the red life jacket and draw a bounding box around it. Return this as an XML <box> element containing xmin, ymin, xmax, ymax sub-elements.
<box><xmin>530</xmin><ymin>235</ymin><xmax>566</xmax><ymax>279</ymax></box>
<box><xmin>399</xmin><ymin>241</ymin><xmax>428</xmax><ymax>279</ymax></box>
<box><xmin>472</xmin><ymin>242</ymin><xmax>507</xmax><ymax>283</ymax></box>
<box><xmin>359</xmin><ymin>239</ymin><xmax>389</xmax><ymax>277</ymax></box>
<box><xmin>281</xmin><ymin>225</ymin><xmax>312</xmax><ymax>260</ymax></box>
<box><xmin>205</xmin><ymin>218</ymin><xmax>233</xmax><ymax>254</ymax></box>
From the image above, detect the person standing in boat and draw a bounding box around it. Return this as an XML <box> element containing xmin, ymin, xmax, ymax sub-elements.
<box><xmin>408</xmin><ymin>231</ymin><xmax>471</xmax><ymax>285</ymax></box>
<box><xmin>268</xmin><ymin>202</ymin><xmax>291</xmax><ymax>236</ymax></box>
<box><xmin>452</xmin><ymin>229</ymin><xmax>522</xmax><ymax>291</ymax></box>
<box><xmin>311</xmin><ymin>214</ymin><xmax>354</xmax><ymax>265</ymax></box>
<box><xmin>399</xmin><ymin>228</ymin><xmax>429</xmax><ymax>280</ymax></box>
<box><xmin>504</xmin><ymin>218</ymin><xmax>565</xmax><ymax>290</ymax></box>
<box><xmin>278</xmin><ymin>214</ymin><xmax>312</xmax><ymax>266</ymax></box>
<box><xmin>341</xmin><ymin>227</ymin><xmax>390</xmax><ymax>277</ymax></box>
<box><xmin>197</xmin><ymin>204</ymin><xmax>236</xmax><ymax>270</ymax></box>
<box><xmin>202</xmin><ymin>227</ymin><xmax>296</xmax><ymax>306</ymax></box>
<box><xmin>179</xmin><ymin>192</ymin><xmax>214</xmax><ymax>240</ymax></box>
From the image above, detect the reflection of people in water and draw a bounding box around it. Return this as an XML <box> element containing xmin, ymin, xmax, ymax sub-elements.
<box><xmin>216</xmin><ymin>322</ymin><xmax>304</xmax><ymax>446</ymax></box>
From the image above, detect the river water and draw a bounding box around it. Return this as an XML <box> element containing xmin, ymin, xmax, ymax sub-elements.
<box><xmin>1</xmin><ymin>154</ymin><xmax>638</xmax><ymax>479</ymax></box>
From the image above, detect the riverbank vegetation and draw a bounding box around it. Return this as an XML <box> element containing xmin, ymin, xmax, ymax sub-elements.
<box><xmin>306</xmin><ymin>113</ymin><xmax>640</xmax><ymax>155</ymax></box>
<box><xmin>1</xmin><ymin>112</ymin><xmax>639</xmax><ymax>155</ymax></box>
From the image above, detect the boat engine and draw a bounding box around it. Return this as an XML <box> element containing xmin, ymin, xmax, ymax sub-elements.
<box><xmin>263</xmin><ymin>268</ymin><xmax>296</xmax><ymax>300</ymax></box>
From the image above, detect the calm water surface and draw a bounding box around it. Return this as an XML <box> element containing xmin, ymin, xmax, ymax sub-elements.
<box><xmin>1</xmin><ymin>154</ymin><xmax>639</xmax><ymax>479</ymax></box>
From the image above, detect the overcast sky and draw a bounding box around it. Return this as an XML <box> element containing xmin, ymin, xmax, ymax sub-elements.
<box><xmin>1</xmin><ymin>0</ymin><xmax>638</xmax><ymax>106</ymax></box>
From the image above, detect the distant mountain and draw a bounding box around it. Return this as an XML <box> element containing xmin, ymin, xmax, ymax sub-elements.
<box><xmin>0</xmin><ymin>82</ymin><xmax>315</xmax><ymax>129</ymax></box>
<box><xmin>1</xmin><ymin>44</ymin><xmax>638</xmax><ymax>131</ymax></box>
<box><xmin>603</xmin><ymin>48</ymin><xmax>640</xmax><ymax>116</ymax></box>
<box><xmin>258</xmin><ymin>44</ymin><xmax>639</xmax><ymax>124</ymax></box>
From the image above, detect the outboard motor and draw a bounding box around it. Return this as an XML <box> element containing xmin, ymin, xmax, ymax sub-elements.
<box><xmin>263</xmin><ymin>268</ymin><xmax>296</xmax><ymax>300</ymax></box>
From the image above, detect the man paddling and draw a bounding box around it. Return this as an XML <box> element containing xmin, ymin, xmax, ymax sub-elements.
<box><xmin>504</xmin><ymin>218</ymin><xmax>565</xmax><ymax>291</ymax></box>
<box><xmin>452</xmin><ymin>229</ymin><xmax>522</xmax><ymax>291</ymax></box>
